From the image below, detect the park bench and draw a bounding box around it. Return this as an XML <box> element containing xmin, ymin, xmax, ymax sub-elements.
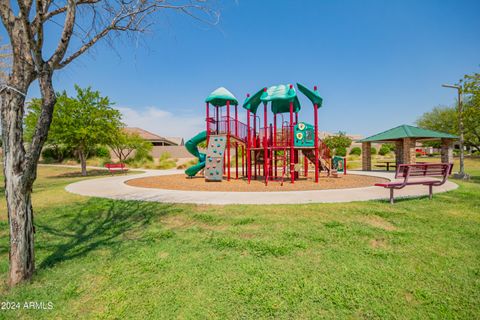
<box><xmin>105</xmin><ymin>163</ymin><xmax>128</xmax><ymax>174</ymax></box>
<box><xmin>375</xmin><ymin>163</ymin><xmax>453</xmax><ymax>204</ymax></box>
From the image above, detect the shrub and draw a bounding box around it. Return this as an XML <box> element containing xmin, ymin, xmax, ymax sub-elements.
<box><xmin>349</xmin><ymin>147</ymin><xmax>361</xmax><ymax>156</ymax></box>
<box><xmin>370</xmin><ymin>147</ymin><xmax>377</xmax><ymax>155</ymax></box>
<box><xmin>41</xmin><ymin>145</ymin><xmax>74</xmax><ymax>162</ymax></box>
<box><xmin>335</xmin><ymin>146</ymin><xmax>347</xmax><ymax>157</ymax></box>
<box><xmin>94</xmin><ymin>146</ymin><xmax>110</xmax><ymax>158</ymax></box>
<box><xmin>157</xmin><ymin>159</ymin><xmax>176</xmax><ymax>170</ymax></box>
<box><xmin>379</xmin><ymin>144</ymin><xmax>391</xmax><ymax>156</ymax></box>
<box><xmin>159</xmin><ymin>152</ymin><xmax>172</xmax><ymax>161</ymax></box>
<box><xmin>383</xmin><ymin>143</ymin><xmax>395</xmax><ymax>152</ymax></box>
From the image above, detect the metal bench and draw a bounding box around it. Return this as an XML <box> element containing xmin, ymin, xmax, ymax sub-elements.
<box><xmin>105</xmin><ymin>163</ymin><xmax>128</xmax><ymax>174</ymax></box>
<box><xmin>375</xmin><ymin>163</ymin><xmax>453</xmax><ymax>204</ymax></box>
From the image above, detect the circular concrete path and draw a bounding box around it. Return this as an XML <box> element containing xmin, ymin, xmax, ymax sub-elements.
<box><xmin>65</xmin><ymin>169</ymin><xmax>458</xmax><ymax>205</ymax></box>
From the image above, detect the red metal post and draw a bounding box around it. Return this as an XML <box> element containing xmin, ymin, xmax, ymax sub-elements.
<box><xmin>263</xmin><ymin>100</ymin><xmax>268</xmax><ymax>184</ymax></box>
<box><xmin>304</xmin><ymin>155</ymin><xmax>308</xmax><ymax>177</ymax></box>
<box><xmin>273</xmin><ymin>113</ymin><xmax>277</xmax><ymax>177</ymax></box>
<box><xmin>235</xmin><ymin>142</ymin><xmax>238</xmax><ymax>179</ymax></box>
<box><xmin>243</xmin><ymin>145</ymin><xmax>246</xmax><ymax>176</ymax></box>
<box><xmin>226</xmin><ymin>100</ymin><xmax>231</xmax><ymax>181</ymax></box>
<box><xmin>344</xmin><ymin>157</ymin><xmax>347</xmax><ymax>175</ymax></box>
<box><xmin>235</xmin><ymin>104</ymin><xmax>238</xmax><ymax>137</ymax></box>
<box><xmin>246</xmin><ymin>104</ymin><xmax>251</xmax><ymax>184</ymax></box>
<box><xmin>253</xmin><ymin>150</ymin><xmax>258</xmax><ymax>180</ymax></box>
<box><xmin>253</xmin><ymin>114</ymin><xmax>257</xmax><ymax>148</ymax></box>
<box><xmin>294</xmin><ymin>150</ymin><xmax>299</xmax><ymax>180</ymax></box>
<box><xmin>289</xmin><ymin>99</ymin><xmax>295</xmax><ymax>184</ymax></box>
<box><xmin>314</xmin><ymin>92</ymin><xmax>319</xmax><ymax>183</ymax></box>
<box><xmin>269</xmin><ymin>124</ymin><xmax>273</xmax><ymax>177</ymax></box>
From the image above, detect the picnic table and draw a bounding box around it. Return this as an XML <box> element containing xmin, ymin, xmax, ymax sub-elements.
<box><xmin>374</xmin><ymin>160</ymin><xmax>396</xmax><ymax>171</ymax></box>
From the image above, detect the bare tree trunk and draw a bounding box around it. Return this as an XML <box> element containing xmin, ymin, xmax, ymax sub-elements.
<box><xmin>79</xmin><ymin>150</ymin><xmax>87</xmax><ymax>176</ymax></box>
<box><xmin>1</xmin><ymin>65</ymin><xmax>56</xmax><ymax>287</ymax></box>
<box><xmin>1</xmin><ymin>91</ymin><xmax>35</xmax><ymax>286</ymax></box>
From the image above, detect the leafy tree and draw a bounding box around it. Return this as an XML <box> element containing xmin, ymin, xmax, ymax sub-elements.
<box><xmin>461</xmin><ymin>72</ymin><xmax>480</xmax><ymax>152</ymax></box>
<box><xmin>109</xmin><ymin>131</ymin><xmax>153</xmax><ymax>163</ymax></box>
<box><xmin>335</xmin><ymin>146</ymin><xmax>347</xmax><ymax>157</ymax></box>
<box><xmin>25</xmin><ymin>96</ymin><xmax>73</xmax><ymax>161</ymax></box>
<box><xmin>324</xmin><ymin>132</ymin><xmax>352</xmax><ymax>155</ymax></box>
<box><xmin>383</xmin><ymin>143</ymin><xmax>395</xmax><ymax>152</ymax></box>
<box><xmin>349</xmin><ymin>147</ymin><xmax>361</xmax><ymax>156</ymax></box>
<box><xmin>461</xmin><ymin>72</ymin><xmax>480</xmax><ymax>96</ymax></box>
<box><xmin>416</xmin><ymin>106</ymin><xmax>458</xmax><ymax>135</ymax></box>
<box><xmin>463</xmin><ymin>98</ymin><xmax>480</xmax><ymax>152</ymax></box>
<box><xmin>26</xmin><ymin>86</ymin><xmax>123</xmax><ymax>176</ymax></box>
<box><xmin>371</xmin><ymin>147</ymin><xmax>377</xmax><ymax>155</ymax></box>
<box><xmin>379</xmin><ymin>144</ymin><xmax>391</xmax><ymax>156</ymax></box>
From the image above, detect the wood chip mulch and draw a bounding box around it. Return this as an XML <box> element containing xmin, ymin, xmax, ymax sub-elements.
<box><xmin>125</xmin><ymin>173</ymin><xmax>388</xmax><ymax>192</ymax></box>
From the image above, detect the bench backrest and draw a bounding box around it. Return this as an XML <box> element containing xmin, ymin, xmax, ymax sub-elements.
<box><xmin>105</xmin><ymin>163</ymin><xmax>126</xmax><ymax>169</ymax></box>
<box><xmin>395</xmin><ymin>163</ymin><xmax>453</xmax><ymax>179</ymax></box>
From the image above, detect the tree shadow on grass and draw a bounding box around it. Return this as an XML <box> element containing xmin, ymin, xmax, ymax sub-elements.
<box><xmin>35</xmin><ymin>199</ymin><xmax>184</xmax><ymax>270</ymax></box>
<box><xmin>48</xmin><ymin>169</ymin><xmax>115</xmax><ymax>179</ymax></box>
<box><xmin>467</xmin><ymin>175</ymin><xmax>480</xmax><ymax>184</ymax></box>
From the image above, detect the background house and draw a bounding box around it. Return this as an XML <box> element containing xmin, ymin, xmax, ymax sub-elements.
<box><xmin>123</xmin><ymin>127</ymin><xmax>178</xmax><ymax>146</ymax></box>
<box><xmin>165</xmin><ymin>137</ymin><xmax>185</xmax><ymax>146</ymax></box>
<box><xmin>110</xmin><ymin>127</ymin><xmax>191</xmax><ymax>160</ymax></box>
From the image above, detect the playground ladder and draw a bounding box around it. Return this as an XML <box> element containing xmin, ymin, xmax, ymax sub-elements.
<box><xmin>266</xmin><ymin>147</ymin><xmax>288</xmax><ymax>186</ymax></box>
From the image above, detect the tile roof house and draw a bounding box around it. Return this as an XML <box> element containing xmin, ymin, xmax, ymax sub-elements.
<box><xmin>165</xmin><ymin>137</ymin><xmax>185</xmax><ymax>146</ymax></box>
<box><xmin>123</xmin><ymin>127</ymin><xmax>178</xmax><ymax>146</ymax></box>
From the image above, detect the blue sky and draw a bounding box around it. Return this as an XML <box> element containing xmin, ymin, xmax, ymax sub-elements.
<box><xmin>10</xmin><ymin>0</ymin><xmax>480</xmax><ymax>138</ymax></box>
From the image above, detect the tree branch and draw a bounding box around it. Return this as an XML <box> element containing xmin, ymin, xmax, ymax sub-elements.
<box><xmin>54</xmin><ymin>1</ymin><xmax>220</xmax><ymax>70</ymax></box>
<box><xmin>31</xmin><ymin>0</ymin><xmax>99</xmax><ymax>31</ymax></box>
<box><xmin>47</xmin><ymin>0</ymin><xmax>76</xmax><ymax>68</ymax></box>
<box><xmin>0</xmin><ymin>2</ymin><xmax>16</xmax><ymax>36</ymax></box>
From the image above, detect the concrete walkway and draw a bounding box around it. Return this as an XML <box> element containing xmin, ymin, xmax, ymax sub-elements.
<box><xmin>65</xmin><ymin>169</ymin><xmax>458</xmax><ymax>205</ymax></box>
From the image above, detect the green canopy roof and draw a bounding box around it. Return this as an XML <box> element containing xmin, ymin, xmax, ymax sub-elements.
<box><xmin>358</xmin><ymin>124</ymin><xmax>458</xmax><ymax>142</ymax></box>
<box><xmin>242</xmin><ymin>84</ymin><xmax>301</xmax><ymax>114</ymax></box>
<box><xmin>242</xmin><ymin>88</ymin><xmax>264</xmax><ymax>114</ymax></box>
<box><xmin>297</xmin><ymin>83</ymin><xmax>323</xmax><ymax>106</ymax></box>
<box><xmin>205</xmin><ymin>87</ymin><xmax>238</xmax><ymax>106</ymax></box>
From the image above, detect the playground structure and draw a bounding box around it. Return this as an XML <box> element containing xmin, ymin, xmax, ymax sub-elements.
<box><xmin>185</xmin><ymin>84</ymin><xmax>345</xmax><ymax>185</ymax></box>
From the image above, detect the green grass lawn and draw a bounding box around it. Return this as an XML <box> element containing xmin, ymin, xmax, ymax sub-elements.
<box><xmin>0</xmin><ymin>162</ymin><xmax>479</xmax><ymax>319</ymax></box>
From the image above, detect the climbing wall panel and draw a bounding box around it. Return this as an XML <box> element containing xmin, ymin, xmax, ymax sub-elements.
<box><xmin>205</xmin><ymin>135</ymin><xmax>226</xmax><ymax>181</ymax></box>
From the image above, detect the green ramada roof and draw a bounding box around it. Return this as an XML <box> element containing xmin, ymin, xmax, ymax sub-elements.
<box><xmin>358</xmin><ymin>124</ymin><xmax>458</xmax><ymax>142</ymax></box>
<box><xmin>242</xmin><ymin>84</ymin><xmax>301</xmax><ymax>114</ymax></box>
<box><xmin>205</xmin><ymin>87</ymin><xmax>238</xmax><ymax>106</ymax></box>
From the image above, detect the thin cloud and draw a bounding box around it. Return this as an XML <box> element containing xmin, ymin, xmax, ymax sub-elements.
<box><xmin>118</xmin><ymin>106</ymin><xmax>204</xmax><ymax>139</ymax></box>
